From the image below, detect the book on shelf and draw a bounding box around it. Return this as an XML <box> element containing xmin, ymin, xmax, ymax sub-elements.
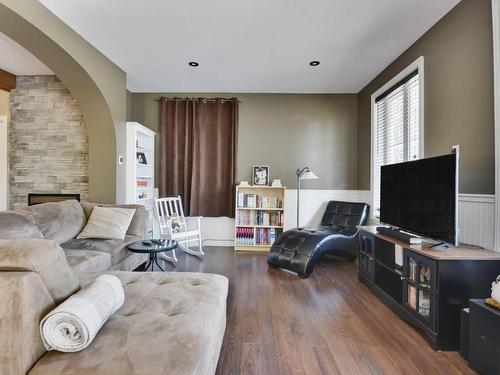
<box><xmin>254</xmin><ymin>227</ymin><xmax>282</xmax><ymax>246</ymax></box>
<box><xmin>235</xmin><ymin>227</ymin><xmax>255</xmax><ymax>245</ymax></box>
<box><xmin>237</xmin><ymin>193</ymin><xmax>282</xmax><ymax>209</ymax></box>
<box><xmin>138</xmin><ymin>191</ymin><xmax>150</xmax><ymax>200</ymax></box>
<box><xmin>268</xmin><ymin>229</ymin><xmax>276</xmax><ymax>244</ymax></box>
<box><xmin>236</xmin><ymin>210</ymin><xmax>283</xmax><ymax>226</ymax></box>
<box><xmin>238</xmin><ymin>227</ymin><xmax>282</xmax><ymax>246</ymax></box>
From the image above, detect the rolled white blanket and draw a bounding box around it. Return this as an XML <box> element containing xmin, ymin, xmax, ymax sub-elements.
<box><xmin>40</xmin><ymin>274</ymin><xmax>124</xmax><ymax>352</ymax></box>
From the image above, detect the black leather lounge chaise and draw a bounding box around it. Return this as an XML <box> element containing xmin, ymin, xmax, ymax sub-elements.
<box><xmin>268</xmin><ymin>201</ymin><xmax>369</xmax><ymax>277</ymax></box>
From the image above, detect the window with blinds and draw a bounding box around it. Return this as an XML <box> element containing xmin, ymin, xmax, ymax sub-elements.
<box><xmin>373</xmin><ymin>70</ymin><xmax>420</xmax><ymax>218</ymax></box>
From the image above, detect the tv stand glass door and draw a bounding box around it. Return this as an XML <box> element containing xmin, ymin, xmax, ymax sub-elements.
<box><xmin>402</xmin><ymin>250</ymin><xmax>436</xmax><ymax>331</ymax></box>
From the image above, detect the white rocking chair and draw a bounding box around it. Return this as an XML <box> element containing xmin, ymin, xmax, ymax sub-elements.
<box><xmin>154</xmin><ymin>196</ymin><xmax>204</xmax><ymax>262</ymax></box>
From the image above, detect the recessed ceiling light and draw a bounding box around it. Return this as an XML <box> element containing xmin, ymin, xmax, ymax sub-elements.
<box><xmin>188</xmin><ymin>61</ymin><xmax>199</xmax><ymax>67</ymax></box>
<box><xmin>309</xmin><ymin>61</ymin><xmax>320</xmax><ymax>66</ymax></box>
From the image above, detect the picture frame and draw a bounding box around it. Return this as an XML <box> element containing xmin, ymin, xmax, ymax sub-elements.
<box><xmin>252</xmin><ymin>165</ymin><xmax>270</xmax><ymax>186</ymax></box>
<box><xmin>137</xmin><ymin>152</ymin><xmax>148</xmax><ymax>165</ymax></box>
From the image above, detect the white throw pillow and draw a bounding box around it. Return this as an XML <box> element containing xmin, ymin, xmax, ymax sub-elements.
<box><xmin>77</xmin><ymin>207</ymin><xmax>136</xmax><ymax>240</ymax></box>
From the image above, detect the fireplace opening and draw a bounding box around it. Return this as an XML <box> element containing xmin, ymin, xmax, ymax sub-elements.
<box><xmin>28</xmin><ymin>193</ymin><xmax>80</xmax><ymax>206</ymax></box>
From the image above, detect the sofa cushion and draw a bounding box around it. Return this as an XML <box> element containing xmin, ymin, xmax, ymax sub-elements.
<box><xmin>110</xmin><ymin>252</ymin><xmax>148</xmax><ymax>272</ymax></box>
<box><xmin>61</xmin><ymin>235</ymin><xmax>141</xmax><ymax>267</ymax></box>
<box><xmin>0</xmin><ymin>239</ymin><xmax>80</xmax><ymax>303</ymax></box>
<box><xmin>64</xmin><ymin>249</ymin><xmax>112</xmax><ymax>275</ymax></box>
<box><xmin>77</xmin><ymin>207</ymin><xmax>136</xmax><ymax>240</ymax></box>
<box><xmin>28</xmin><ymin>200</ymin><xmax>87</xmax><ymax>244</ymax></box>
<box><xmin>81</xmin><ymin>202</ymin><xmax>147</xmax><ymax>238</ymax></box>
<box><xmin>29</xmin><ymin>272</ymin><xmax>228</xmax><ymax>375</ymax></box>
<box><xmin>0</xmin><ymin>210</ymin><xmax>44</xmax><ymax>239</ymax></box>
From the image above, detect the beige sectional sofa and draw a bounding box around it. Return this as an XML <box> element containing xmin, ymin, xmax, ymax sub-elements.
<box><xmin>0</xmin><ymin>200</ymin><xmax>149</xmax><ymax>274</ymax></box>
<box><xmin>0</xmin><ymin>200</ymin><xmax>229</xmax><ymax>375</ymax></box>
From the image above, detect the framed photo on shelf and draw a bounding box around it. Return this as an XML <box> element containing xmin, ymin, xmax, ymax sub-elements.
<box><xmin>137</xmin><ymin>152</ymin><xmax>147</xmax><ymax>165</ymax></box>
<box><xmin>252</xmin><ymin>165</ymin><xmax>269</xmax><ymax>186</ymax></box>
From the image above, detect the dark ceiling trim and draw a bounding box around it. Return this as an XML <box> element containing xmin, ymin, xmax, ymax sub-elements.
<box><xmin>0</xmin><ymin>68</ymin><xmax>16</xmax><ymax>91</ymax></box>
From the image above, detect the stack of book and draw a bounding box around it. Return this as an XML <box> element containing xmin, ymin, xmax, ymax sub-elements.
<box><xmin>255</xmin><ymin>228</ymin><xmax>282</xmax><ymax>246</ymax></box>
<box><xmin>237</xmin><ymin>193</ymin><xmax>282</xmax><ymax>208</ymax></box>
<box><xmin>254</xmin><ymin>211</ymin><xmax>283</xmax><ymax>226</ymax></box>
<box><xmin>235</xmin><ymin>227</ymin><xmax>255</xmax><ymax>245</ymax></box>
<box><xmin>237</xmin><ymin>210</ymin><xmax>255</xmax><ymax>226</ymax></box>
<box><xmin>260</xmin><ymin>196</ymin><xmax>281</xmax><ymax>208</ymax></box>
<box><xmin>237</xmin><ymin>211</ymin><xmax>284</xmax><ymax>226</ymax></box>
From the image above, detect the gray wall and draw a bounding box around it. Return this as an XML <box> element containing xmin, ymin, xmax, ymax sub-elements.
<box><xmin>357</xmin><ymin>0</ymin><xmax>494</xmax><ymax>194</ymax></box>
<box><xmin>10</xmin><ymin>76</ymin><xmax>88</xmax><ymax>209</ymax></box>
<box><xmin>130</xmin><ymin>93</ymin><xmax>358</xmax><ymax>189</ymax></box>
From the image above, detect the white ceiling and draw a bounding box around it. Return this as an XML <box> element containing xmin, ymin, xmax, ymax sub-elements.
<box><xmin>38</xmin><ymin>0</ymin><xmax>460</xmax><ymax>93</ymax></box>
<box><xmin>0</xmin><ymin>32</ymin><xmax>53</xmax><ymax>76</ymax></box>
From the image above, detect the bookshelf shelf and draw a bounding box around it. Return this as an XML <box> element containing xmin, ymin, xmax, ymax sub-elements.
<box><xmin>125</xmin><ymin>122</ymin><xmax>156</xmax><ymax>238</ymax></box>
<box><xmin>234</xmin><ymin>185</ymin><xmax>286</xmax><ymax>252</ymax></box>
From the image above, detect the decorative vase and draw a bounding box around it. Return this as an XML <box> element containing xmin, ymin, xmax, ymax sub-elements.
<box><xmin>491</xmin><ymin>275</ymin><xmax>500</xmax><ymax>303</ymax></box>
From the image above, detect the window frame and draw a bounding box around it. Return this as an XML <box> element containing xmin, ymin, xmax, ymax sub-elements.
<box><xmin>370</xmin><ymin>56</ymin><xmax>425</xmax><ymax>221</ymax></box>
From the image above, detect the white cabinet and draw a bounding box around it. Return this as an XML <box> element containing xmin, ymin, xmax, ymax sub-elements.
<box><xmin>125</xmin><ymin>122</ymin><xmax>156</xmax><ymax>238</ymax></box>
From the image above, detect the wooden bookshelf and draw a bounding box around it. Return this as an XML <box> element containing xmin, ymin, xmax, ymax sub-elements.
<box><xmin>234</xmin><ymin>185</ymin><xmax>286</xmax><ymax>252</ymax></box>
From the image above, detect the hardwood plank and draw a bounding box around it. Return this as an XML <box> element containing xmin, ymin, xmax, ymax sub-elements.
<box><xmin>155</xmin><ymin>247</ymin><xmax>476</xmax><ymax>375</ymax></box>
<box><xmin>312</xmin><ymin>346</ymin><xmax>341</xmax><ymax>375</ymax></box>
<box><xmin>240</xmin><ymin>342</ymin><xmax>260</xmax><ymax>375</ymax></box>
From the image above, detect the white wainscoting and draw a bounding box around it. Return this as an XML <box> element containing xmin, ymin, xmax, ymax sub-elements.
<box><xmin>200</xmin><ymin>190</ymin><xmax>496</xmax><ymax>251</ymax></box>
<box><xmin>283</xmin><ymin>189</ymin><xmax>371</xmax><ymax>230</ymax></box>
<box><xmin>200</xmin><ymin>217</ymin><xmax>235</xmax><ymax>247</ymax></box>
<box><xmin>201</xmin><ymin>189</ymin><xmax>371</xmax><ymax>247</ymax></box>
<box><xmin>458</xmin><ymin>194</ymin><xmax>495</xmax><ymax>250</ymax></box>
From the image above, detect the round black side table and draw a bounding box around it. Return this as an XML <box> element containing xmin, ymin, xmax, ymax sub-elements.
<box><xmin>128</xmin><ymin>239</ymin><xmax>178</xmax><ymax>272</ymax></box>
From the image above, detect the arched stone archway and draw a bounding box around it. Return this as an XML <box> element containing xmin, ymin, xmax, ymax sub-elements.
<box><xmin>0</xmin><ymin>0</ymin><xmax>127</xmax><ymax>203</ymax></box>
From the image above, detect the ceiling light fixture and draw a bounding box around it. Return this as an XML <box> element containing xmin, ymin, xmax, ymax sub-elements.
<box><xmin>309</xmin><ymin>61</ymin><xmax>320</xmax><ymax>66</ymax></box>
<box><xmin>188</xmin><ymin>61</ymin><xmax>199</xmax><ymax>67</ymax></box>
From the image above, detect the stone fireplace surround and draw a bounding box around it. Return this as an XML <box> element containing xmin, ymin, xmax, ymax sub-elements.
<box><xmin>9</xmin><ymin>76</ymin><xmax>89</xmax><ymax>210</ymax></box>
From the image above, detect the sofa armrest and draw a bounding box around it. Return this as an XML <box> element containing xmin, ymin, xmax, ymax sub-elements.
<box><xmin>0</xmin><ymin>272</ymin><xmax>55</xmax><ymax>375</ymax></box>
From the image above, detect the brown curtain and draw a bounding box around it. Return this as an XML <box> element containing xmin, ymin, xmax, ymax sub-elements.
<box><xmin>159</xmin><ymin>97</ymin><xmax>238</xmax><ymax>217</ymax></box>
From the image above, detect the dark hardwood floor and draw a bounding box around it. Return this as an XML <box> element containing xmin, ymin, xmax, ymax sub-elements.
<box><xmin>151</xmin><ymin>247</ymin><xmax>475</xmax><ymax>375</ymax></box>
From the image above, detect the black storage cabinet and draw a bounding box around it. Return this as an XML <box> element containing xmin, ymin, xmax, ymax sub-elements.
<box><xmin>469</xmin><ymin>299</ymin><xmax>500</xmax><ymax>374</ymax></box>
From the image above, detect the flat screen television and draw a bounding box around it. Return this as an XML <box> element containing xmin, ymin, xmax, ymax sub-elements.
<box><xmin>380</xmin><ymin>153</ymin><xmax>458</xmax><ymax>246</ymax></box>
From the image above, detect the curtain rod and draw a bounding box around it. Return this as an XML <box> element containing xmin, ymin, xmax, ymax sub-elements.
<box><xmin>154</xmin><ymin>97</ymin><xmax>243</xmax><ymax>103</ymax></box>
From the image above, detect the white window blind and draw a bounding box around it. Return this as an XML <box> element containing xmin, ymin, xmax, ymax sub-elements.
<box><xmin>373</xmin><ymin>70</ymin><xmax>420</xmax><ymax>218</ymax></box>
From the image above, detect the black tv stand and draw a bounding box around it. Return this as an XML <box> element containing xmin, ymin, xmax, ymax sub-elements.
<box><xmin>359</xmin><ymin>226</ymin><xmax>500</xmax><ymax>350</ymax></box>
<box><xmin>376</xmin><ymin>226</ymin><xmax>421</xmax><ymax>244</ymax></box>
